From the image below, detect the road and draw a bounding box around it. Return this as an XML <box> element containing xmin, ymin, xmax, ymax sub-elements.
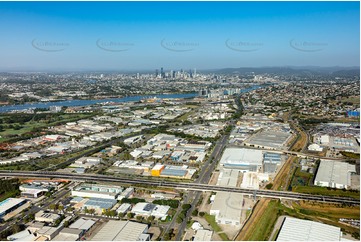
<box><xmin>173</xmin><ymin>134</ymin><xmax>230</xmax><ymax>240</ymax></box>
<box><xmin>1</xmin><ymin>171</ymin><xmax>358</xmax><ymax>205</ymax></box>
<box><xmin>161</xmin><ymin>133</ymin><xmax>230</xmax><ymax>240</ymax></box>
<box><xmin>196</xmin><ymin>134</ymin><xmax>229</xmax><ymax>184</ymax></box>
<box><xmin>163</xmin><ymin>132</ymin><xmax>229</xmax><ymax>241</ymax></box>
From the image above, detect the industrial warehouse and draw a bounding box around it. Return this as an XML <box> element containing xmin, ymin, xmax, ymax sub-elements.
<box><xmin>210</xmin><ymin>192</ymin><xmax>244</xmax><ymax>226</ymax></box>
<box><xmin>314</xmin><ymin>160</ymin><xmax>356</xmax><ymax>189</ymax></box>
<box><xmin>0</xmin><ymin>198</ymin><xmax>27</xmax><ymax>220</ymax></box>
<box><xmin>71</xmin><ymin>183</ymin><xmax>123</xmax><ymax>200</ymax></box>
<box><xmin>219</xmin><ymin>148</ymin><xmax>263</xmax><ymax>171</ymax></box>
<box><xmin>276</xmin><ymin>217</ymin><xmax>343</xmax><ymax>241</ymax></box>
<box><xmin>90</xmin><ymin>220</ymin><xmax>149</xmax><ymax>241</ymax></box>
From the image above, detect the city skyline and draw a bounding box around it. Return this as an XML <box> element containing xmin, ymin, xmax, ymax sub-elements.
<box><xmin>0</xmin><ymin>1</ymin><xmax>359</xmax><ymax>71</ymax></box>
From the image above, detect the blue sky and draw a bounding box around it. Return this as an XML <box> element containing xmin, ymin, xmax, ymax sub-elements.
<box><xmin>0</xmin><ymin>1</ymin><xmax>359</xmax><ymax>71</ymax></box>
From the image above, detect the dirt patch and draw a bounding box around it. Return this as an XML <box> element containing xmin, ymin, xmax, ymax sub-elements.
<box><xmin>209</xmin><ymin>171</ymin><xmax>219</xmax><ymax>185</ymax></box>
<box><xmin>272</xmin><ymin>156</ymin><xmax>296</xmax><ymax>190</ymax></box>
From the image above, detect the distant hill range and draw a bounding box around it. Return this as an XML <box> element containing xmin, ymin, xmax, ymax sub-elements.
<box><xmin>211</xmin><ymin>66</ymin><xmax>360</xmax><ymax>76</ymax></box>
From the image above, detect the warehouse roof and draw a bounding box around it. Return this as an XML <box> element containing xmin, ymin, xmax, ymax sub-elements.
<box><xmin>217</xmin><ymin>169</ymin><xmax>239</xmax><ymax>187</ymax></box>
<box><xmin>84</xmin><ymin>197</ymin><xmax>117</xmax><ymax>209</ymax></box>
<box><xmin>220</xmin><ymin>148</ymin><xmax>263</xmax><ymax>166</ymax></box>
<box><xmin>0</xmin><ymin>198</ymin><xmax>26</xmax><ymax>215</ymax></box>
<box><xmin>314</xmin><ymin>160</ymin><xmax>356</xmax><ymax>187</ymax></box>
<box><xmin>52</xmin><ymin>228</ymin><xmax>82</xmax><ymax>241</ymax></box>
<box><xmin>91</xmin><ymin>220</ymin><xmax>148</xmax><ymax>241</ymax></box>
<box><xmin>161</xmin><ymin>168</ymin><xmax>187</xmax><ymax>177</ymax></box>
<box><xmin>210</xmin><ymin>192</ymin><xmax>243</xmax><ymax>222</ymax></box>
<box><xmin>194</xmin><ymin>229</ymin><xmax>213</xmax><ymax>241</ymax></box>
<box><xmin>69</xmin><ymin>218</ymin><xmax>97</xmax><ymax>231</ymax></box>
<box><xmin>277</xmin><ymin>217</ymin><xmax>342</xmax><ymax>241</ymax></box>
<box><xmin>132</xmin><ymin>202</ymin><xmax>156</xmax><ymax>213</ymax></box>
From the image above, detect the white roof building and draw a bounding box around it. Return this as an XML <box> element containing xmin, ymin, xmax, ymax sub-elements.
<box><xmin>71</xmin><ymin>183</ymin><xmax>123</xmax><ymax>200</ymax></box>
<box><xmin>7</xmin><ymin>230</ymin><xmax>36</xmax><ymax>241</ymax></box>
<box><xmin>240</xmin><ymin>172</ymin><xmax>260</xmax><ymax>190</ymax></box>
<box><xmin>219</xmin><ymin>148</ymin><xmax>263</xmax><ymax>172</ymax></box>
<box><xmin>0</xmin><ymin>198</ymin><xmax>26</xmax><ymax>218</ymax></box>
<box><xmin>277</xmin><ymin>217</ymin><xmax>342</xmax><ymax>241</ymax></box>
<box><xmin>117</xmin><ymin>187</ymin><xmax>135</xmax><ymax>201</ymax></box>
<box><xmin>52</xmin><ymin>228</ymin><xmax>83</xmax><ymax>241</ymax></box>
<box><xmin>116</xmin><ymin>203</ymin><xmax>131</xmax><ymax>214</ymax></box>
<box><xmin>194</xmin><ymin>229</ymin><xmax>213</xmax><ymax>241</ymax></box>
<box><xmin>320</xmin><ymin>135</ymin><xmax>330</xmax><ymax>144</ymax></box>
<box><xmin>191</xmin><ymin>222</ymin><xmax>203</xmax><ymax>231</ymax></box>
<box><xmin>150</xmin><ymin>205</ymin><xmax>170</xmax><ymax>218</ymax></box>
<box><xmin>308</xmin><ymin>143</ymin><xmax>323</xmax><ymax>152</ymax></box>
<box><xmin>217</xmin><ymin>169</ymin><xmax>239</xmax><ymax>187</ymax></box>
<box><xmin>35</xmin><ymin>210</ymin><xmax>60</xmax><ymax>223</ymax></box>
<box><xmin>131</xmin><ymin>203</ymin><xmax>156</xmax><ymax>216</ymax></box>
<box><xmin>314</xmin><ymin>160</ymin><xmax>356</xmax><ymax>189</ymax></box>
<box><xmin>90</xmin><ymin>220</ymin><xmax>148</xmax><ymax>241</ymax></box>
<box><xmin>210</xmin><ymin>192</ymin><xmax>243</xmax><ymax>226</ymax></box>
<box><xmin>69</xmin><ymin>218</ymin><xmax>97</xmax><ymax>231</ymax></box>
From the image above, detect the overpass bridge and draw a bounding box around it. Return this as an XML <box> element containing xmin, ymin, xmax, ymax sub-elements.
<box><xmin>0</xmin><ymin>170</ymin><xmax>358</xmax><ymax>205</ymax></box>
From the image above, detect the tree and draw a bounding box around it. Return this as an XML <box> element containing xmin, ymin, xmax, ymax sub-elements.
<box><xmin>127</xmin><ymin>212</ymin><xmax>134</xmax><ymax>219</ymax></box>
<box><xmin>63</xmin><ymin>221</ymin><xmax>70</xmax><ymax>227</ymax></box>
<box><xmin>176</xmin><ymin>216</ymin><xmax>183</xmax><ymax>223</ymax></box>
<box><xmin>49</xmin><ymin>203</ymin><xmax>58</xmax><ymax>211</ymax></box>
<box><xmin>66</xmin><ymin>206</ymin><xmax>74</xmax><ymax>212</ymax></box>
<box><xmin>109</xmin><ymin>210</ymin><xmax>117</xmax><ymax>217</ymax></box>
<box><xmin>182</xmin><ymin>204</ymin><xmax>191</xmax><ymax>210</ymax></box>
<box><xmin>199</xmin><ymin>212</ymin><xmax>205</xmax><ymax>217</ymax></box>
<box><xmin>12</xmin><ymin>224</ymin><xmax>22</xmax><ymax>233</ymax></box>
<box><xmin>136</xmin><ymin>215</ymin><xmax>143</xmax><ymax>221</ymax></box>
<box><xmin>265</xmin><ymin>183</ymin><xmax>273</xmax><ymax>189</ymax></box>
<box><xmin>83</xmin><ymin>207</ymin><xmax>89</xmax><ymax>214</ymax></box>
<box><xmin>147</xmin><ymin>216</ymin><xmax>155</xmax><ymax>223</ymax></box>
<box><xmin>192</xmin><ymin>209</ymin><xmax>198</xmax><ymax>216</ymax></box>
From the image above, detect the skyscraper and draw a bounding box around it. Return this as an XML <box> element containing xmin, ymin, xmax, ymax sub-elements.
<box><xmin>160</xmin><ymin>67</ymin><xmax>165</xmax><ymax>78</ymax></box>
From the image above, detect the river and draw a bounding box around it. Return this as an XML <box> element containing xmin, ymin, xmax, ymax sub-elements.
<box><xmin>0</xmin><ymin>85</ymin><xmax>262</xmax><ymax>113</ymax></box>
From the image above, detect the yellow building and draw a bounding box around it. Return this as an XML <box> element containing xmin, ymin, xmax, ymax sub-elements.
<box><xmin>151</xmin><ymin>164</ymin><xmax>165</xmax><ymax>176</ymax></box>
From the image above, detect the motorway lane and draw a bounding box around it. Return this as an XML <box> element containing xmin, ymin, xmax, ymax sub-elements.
<box><xmin>196</xmin><ymin>134</ymin><xmax>229</xmax><ymax>184</ymax></box>
<box><xmin>1</xmin><ymin>171</ymin><xmax>359</xmax><ymax>205</ymax></box>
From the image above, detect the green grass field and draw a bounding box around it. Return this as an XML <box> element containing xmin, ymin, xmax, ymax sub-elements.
<box><xmin>341</xmin><ymin>96</ymin><xmax>360</xmax><ymax>105</ymax></box>
<box><xmin>245</xmin><ymin>200</ymin><xmax>280</xmax><ymax>241</ymax></box>
<box><xmin>0</xmin><ymin>113</ymin><xmax>95</xmax><ymax>142</ymax></box>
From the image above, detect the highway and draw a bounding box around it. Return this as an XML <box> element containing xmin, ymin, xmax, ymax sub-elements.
<box><xmin>0</xmin><ymin>170</ymin><xmax>359</xmax><ymax>205</ymax></box>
